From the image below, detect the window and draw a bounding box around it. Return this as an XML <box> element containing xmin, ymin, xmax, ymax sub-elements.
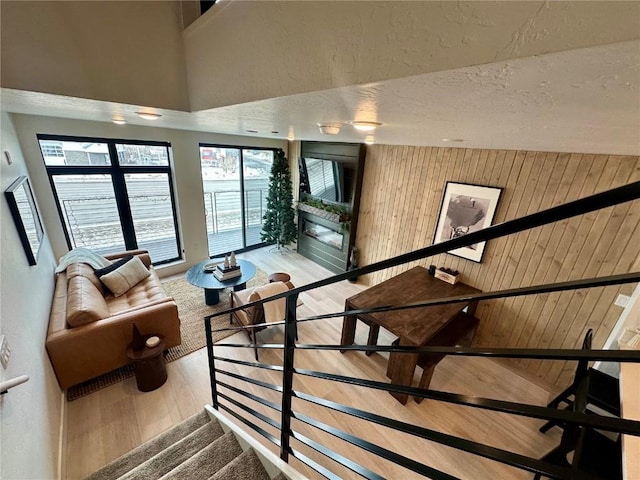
<box><xmin>38</xmin><ymin>135</ymin><xmax>181</xmax><ymax>265</ymax></box>
<box><xmin>199</xmin><ymin>145</ymin><xmax>274</xmax><ymax>256</ymax></box>
<box><xmin>40</xmin><ymin>142</ymin><xmax>64</xmax><ymax>157</ymax></box>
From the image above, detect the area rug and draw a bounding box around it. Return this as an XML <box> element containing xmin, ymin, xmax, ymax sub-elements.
<box><xmin>66</xmin><ymin>268</ymin><xmax>268</xmax><ymax>401</ymax></box>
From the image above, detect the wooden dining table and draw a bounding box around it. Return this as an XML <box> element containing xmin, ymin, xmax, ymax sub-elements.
<box><xmin>340</xmin><ymin>266</ymin><xmax>481</xmax><ymax>404</ymax></box>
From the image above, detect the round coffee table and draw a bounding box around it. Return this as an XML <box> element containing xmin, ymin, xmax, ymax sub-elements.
<box><xmin>186</xmin><ymin>258</ymin><xmax>257</xmax><ymax>305</ymax></box>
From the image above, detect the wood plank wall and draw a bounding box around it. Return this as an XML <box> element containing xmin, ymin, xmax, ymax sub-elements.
<box><xmin>355</xmin><ymin>146</ymin><xmax>640</xmax><ymax>386</ymax></box>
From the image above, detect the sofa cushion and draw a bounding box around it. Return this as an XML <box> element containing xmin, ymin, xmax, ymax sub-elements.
<box><xmin>66</xmin><ymin>276</ymin><xmax>110</xmax><ymax>327</ymax></box>
<box><xmin>107</xmin><ymin>269</ymin><xmax>169</xmax><ymax>315</ymax></box>
<box><xmin>95</xmin><ymin>255</ymin><xmax>133</xmax><ymax>277</ymax></box>
<box><xmin>66</xmin><ymin>263</ymin><xmax>106</xmax><ymax>295</ymax></box>
<box><xmin>100</xmin><ymin>256</ymin><xmax>151</xmax><ymax>297</ymax></box>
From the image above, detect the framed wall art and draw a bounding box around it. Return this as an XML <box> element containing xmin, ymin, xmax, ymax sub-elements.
<box><xmin>5</xmin><ymin>176</ymin><xmax>44</xmax><ymax>266</ymax></box>
<box><xmin>433</xmin><ymin>181</ymin><xmax>503</xmax><ymax>263</ymax></box>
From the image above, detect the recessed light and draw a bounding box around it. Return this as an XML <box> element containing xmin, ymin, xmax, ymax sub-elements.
<box><xmin>287</xmin><ymin>136</ymin><xmax>295</xmax><ymax>141</ymax></box>
<box><xmin>350</xmin><ymin>121</ymin><xmax>382</xmax><ymax>132</ymax></box>
<box><xmin>317</xmin><ymin>123</ymin><xmax>341</xmax><ymax>135</ymax></box>
<box><xmin>271</xmin><ymin>131</ymin><xmax>279</xmax><ymax>134</ymax></box>
<box><xmin>246</xmin><ymin>129</ymin><xmax>259</xmax><ymax>134</ymax></box>
<box><xmin>364</xmin><ymin>136</ymin><xmax>375</xmax><ymax>145</ymax></box>
<box><xmin>442</xmin><ymin>138</ymin><xmax>464</xmax><ymax>142</ymax></box>
<box><xmin>136</xmin><ymin>111</ymin><xmax>162</xmax><ymax>120</ymax></box>
<box><xmin>112</xmin><ymin>118</ymin><xmax>127</xmax><ymax>125</ymax></box>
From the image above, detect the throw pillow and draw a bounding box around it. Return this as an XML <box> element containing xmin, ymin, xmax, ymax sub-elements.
<box><xmin>94</xmin><ymin>255</ymin><xmax>133</xmax><ymax>277</ymax></box>
<box><xmin>99</xmin><ymin>256</ymin><xmax>150</xmax><ymax>297</ymax></box>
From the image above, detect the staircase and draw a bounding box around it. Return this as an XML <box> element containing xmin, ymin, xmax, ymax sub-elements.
<box><xmin>85</xmin><ymin>409</ymin><xmax>290</xmax><ymax>480</ymax></box>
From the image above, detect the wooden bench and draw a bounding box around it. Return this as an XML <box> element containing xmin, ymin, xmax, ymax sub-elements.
<box><xmin>387</xmin><ymin>311</ymin><xmax>480</xmax><ymax>403</ymax></box>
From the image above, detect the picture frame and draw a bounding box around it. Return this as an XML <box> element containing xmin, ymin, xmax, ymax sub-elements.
<box><xmin>5</xmin><ymin>176</ymin><xmax>44</xmax><ymax>266</ymax></box>
<box><xmin>433</xmin><ymin>181</ymin><xmax>503</xmax><ymax>263</ymax></box>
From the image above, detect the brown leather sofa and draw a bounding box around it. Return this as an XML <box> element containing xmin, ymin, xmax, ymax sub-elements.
<box><xmin>46</xmin><ymin>249</ymin><xmax>181</xmax><ymax>389</ymax></box>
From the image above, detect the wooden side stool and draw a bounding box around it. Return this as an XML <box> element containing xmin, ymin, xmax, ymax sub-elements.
<box><xmin>126</xmin><ymin>335</ymin><xmax>167</xmax><ymax>392</ymax></box>
<box><xmin>268</xmin><ymin>272</ymin><xmax>291</xmax><ymax>283</ymax></box>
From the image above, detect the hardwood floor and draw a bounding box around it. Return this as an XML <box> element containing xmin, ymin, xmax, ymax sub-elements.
<box><xmin>65</xmin><ymin>247</ymin><xmax>562</xmax><ymax>479</ymax></box>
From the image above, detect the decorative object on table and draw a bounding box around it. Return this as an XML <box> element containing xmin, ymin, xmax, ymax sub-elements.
<box><xmin>186</xmin><ymin>258</ymin><xmax>256</xmax><ymax>305</ymax></box>
<box><xmin>434</xmin><ymin>267</ymin><xmax>460</xmax><ymax>284</ymax></box>
<box><xmin>203</xmin><ymin>262</ymin><xmax>220</xmax><ymax>273</ymax></box>
<box><xmin>433</xmin><ymin>181</ymin><xmax>503</xmax><ymax>263</ymax></box>
<box><xmin>213</xmin><ymin>264</ymin><xmax>242</xmax><ymax>281</ymax></box>
<box><xmin>428</xmin><ymin>265</ymin><xmax>436</xmax><ymax>276</ymax></box>
<box><xmin>4</xmin><ymin>176</ymin><xmax>44</xmax><ymax>266</ymax></box>
<box><xmin>145</xmin><ymin>336</ymin><xmax>161</xmax><ymax>348</ymax></box>
<box><xmin>261</xmin><ymin>148</ymin><xmax>297</xmax><ymax>250</ymax></box>
<box><xmin>214</xmin><ymin>258</ymin><xmax>242</xmax><ymax>281</ymax></box>
<box><xmin>224</xmin><ymin>254</ymin><xmax>230</xmax><ymax>268</ymax></box>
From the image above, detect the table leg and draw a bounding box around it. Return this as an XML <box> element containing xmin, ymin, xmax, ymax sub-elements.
<box><xmin>340</xmin><ymin>301</ymin><xmax>356</xmax><ymax>353</ymax></box>
<box><xmin>204</xmin><ymin>288</ymin><xmax>220</xmax><ymax>305</ymax></box>
<box><xmin>388</xmin><ymin>339</ymin><xmax>419</xmax><ymax>405</ymax></box>
<box><xmin>365</xmin><ymin>324</ymin><xmax>380</xmax><ymax>356</ymax></box>
<box><xmin>466</xmin><ymin>300</ymin><xmax>479</xmax><ymax>316</ymax></box>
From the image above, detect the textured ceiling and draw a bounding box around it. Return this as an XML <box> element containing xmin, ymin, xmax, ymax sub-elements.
<box><xmin>2</xmin><ymin>40</ymin><xmax>639</xmax><ymax>155</ymax></box>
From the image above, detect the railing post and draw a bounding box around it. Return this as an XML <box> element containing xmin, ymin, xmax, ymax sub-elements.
<box><xmin>280</xmin><ymin>292</ymin><xmax>299</xmax><ymax>462</ymax></box>
<box><xmin>204</xmin><ymin>316</ymin><xmax>219</xmax><ymax>409</ymax></box>
<box><xmin>212</xmin><ymin>192</ymin><xmax>218</xmax><ymax>234</ymax></box>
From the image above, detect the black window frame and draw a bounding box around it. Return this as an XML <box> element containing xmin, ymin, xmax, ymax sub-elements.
<box><xmin>199</xmin><ymin>143</ymin><xmax>277</xmax><ymax>257</ymax></box>
<box><xmin>37</xmin><ymin>133</ymin><xmax>182</xmax><ymax>266</ymax></box>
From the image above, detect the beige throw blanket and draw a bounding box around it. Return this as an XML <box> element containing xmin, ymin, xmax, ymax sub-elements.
<box><xmin>253</xmin><ymin>281</ymin><xmax>289</xmax><ymax>322</ymax></box>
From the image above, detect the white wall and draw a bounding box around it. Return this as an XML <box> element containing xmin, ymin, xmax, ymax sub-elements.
<box><xmin>184</xmin><ymin>1</ymin><xmax>640</xmax><ymax>111</ymax></box>
<box><xmin>1</xmin><ymin>1</ymin><xmax>191</xmax><ymax>111</ymax></box>
<box><xmin>10</xmin><ymin>114</ymin><xmax>288</xmax><ymax>277</ymax></box>
<box><xmin>0</xmin><ymin>113</ymin><xmax>62</xmax><ymax>479</ymax></box>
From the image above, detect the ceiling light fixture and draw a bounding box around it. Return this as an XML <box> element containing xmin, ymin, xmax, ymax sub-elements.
<box><xmin>350</xmin><ymin>121</ymin><xmax>382</xmax><ymax>132</ymax></box>
<box><xmin>136</xmin><ymin>111</ymin><xmax>162</xmax><ymax>120</ymax></box>
<box><xmin>317</xmin><ymin>123</ymin><xmax>341</xmax><ymax>135</ymax></box>
<box><xmin>112</xmin><ymin>118</ymin><xmax>127</xmax><ymax>125</ymax></box>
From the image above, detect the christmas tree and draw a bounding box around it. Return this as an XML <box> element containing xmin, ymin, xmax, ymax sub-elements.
<box><xmin>261</xmin><ymin>149</ymin><xmax>297</xmax><ymax>249</ymax></box>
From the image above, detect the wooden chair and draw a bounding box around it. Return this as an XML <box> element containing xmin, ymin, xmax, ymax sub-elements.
<box><xmin>534</xmin><ymin>340</ymin><xmax>622</xmax><ymax>480</ymax></box>
<box><xmin>540</xmin><ymin>330</ymin><xmax>620</xmax><ymax>433</ymax></box>
<box><xmin>387</xmin><ymin>311</ymin><xmax>480</xmax><ymax>403</ymax></box>
<box><xmin>229</xmin><ymin>281</ymin><xmax>295</xmax><ymax>360</ymax></box>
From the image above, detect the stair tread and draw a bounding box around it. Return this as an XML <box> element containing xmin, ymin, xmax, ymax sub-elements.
<box><xmin>208</xmin><ymin>449</ymin><xmax>271</xmax><ymax>480</ymax></box>
<box><xmin>118</xmin><ymin>419</ymin><xmax>224</xmax><ymax>480</ymax></box>
<box><xmin>159</xmin><ymin>431</ymin><xmax>242</xmax><ymax>480</ymax></box>
<box><xmin>85</xmin><ymin>410</ymin><xmax>212</xmax><ymax>480</ymax></box>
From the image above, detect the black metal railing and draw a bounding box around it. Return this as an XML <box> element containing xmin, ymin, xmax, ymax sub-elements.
<box><xmin>204</xmin><ymin>180</ymin><xmax>640</xmax><ymax>480</ymax></box>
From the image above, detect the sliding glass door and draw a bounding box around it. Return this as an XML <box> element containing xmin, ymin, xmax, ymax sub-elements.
<box><xmin>39</xmin><ymin>136</ymin><xmax>181</xmax><ymax>264</ymax></box>
<box><xmin>200</xmin><ymin>145</ymin><xmax>274</xmax><ymax>257</ymax></box>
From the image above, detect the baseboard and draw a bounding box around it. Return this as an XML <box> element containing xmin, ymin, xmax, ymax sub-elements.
<box><xmin>58</xmin><ymin>390</ymin><xmax>67</xmax><ymax>480</ymax></box>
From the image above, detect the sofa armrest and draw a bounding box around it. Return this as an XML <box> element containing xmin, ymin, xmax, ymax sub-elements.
<box><xmin>46</xmin><ymin>300</ymin><xmax>180</xmax><ymax>389</ymax></box>
<box><xmin>104</xmin><ymin>249</ymin><xmax>152</xmax><ymax>268</ymax></box>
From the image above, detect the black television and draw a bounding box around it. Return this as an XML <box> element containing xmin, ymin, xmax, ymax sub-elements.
<box><xmin>299</xmin><ymin>157</ymin><xmax>356</xmax><ymax>205</ymax></box>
